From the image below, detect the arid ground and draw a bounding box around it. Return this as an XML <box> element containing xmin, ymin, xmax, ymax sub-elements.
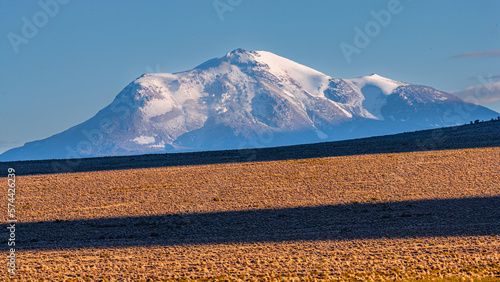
<box><xmin>1</xmin><ymin>143</ymin><xmax>499</xmax><ymax>281</ymax></box>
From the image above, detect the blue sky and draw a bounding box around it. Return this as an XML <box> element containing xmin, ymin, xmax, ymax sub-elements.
<box><xmin>1</xmin><ymin>0</ymin><xmax>499</xmax><ymax>154</ymax></box>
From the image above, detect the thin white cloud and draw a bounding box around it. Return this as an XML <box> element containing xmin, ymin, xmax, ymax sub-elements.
<box><xmin>468</xmin><ymin>74</ymin><xmax>500</xmax><ymax>80</ymax></box>
<box><xmin>450</xmin><ymin>49</ymin><xmax>500</xmax><ymax>58</ymax></box>
<box><xmin>451</xmin><ymin>81</ymin><xmax>500</xmax><ymax>103</ymax></box>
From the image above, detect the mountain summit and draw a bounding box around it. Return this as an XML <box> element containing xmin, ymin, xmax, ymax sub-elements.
<box><xmin>1</xmin><ymin>49</ymin><xmax>498</xmax><ymax>161</ymax></box>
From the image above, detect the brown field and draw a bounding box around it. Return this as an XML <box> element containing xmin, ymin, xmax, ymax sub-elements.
<box><xmin>2</xmin><ymin>147</ymin><xmax>500</xmax><ymax>281</ymax></box>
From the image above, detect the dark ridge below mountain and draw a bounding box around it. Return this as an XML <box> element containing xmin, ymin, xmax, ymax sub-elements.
<box><xmin>1</xmin><ymin>119</ymin><xmax>499</xmax><ymax>176</ymax></box>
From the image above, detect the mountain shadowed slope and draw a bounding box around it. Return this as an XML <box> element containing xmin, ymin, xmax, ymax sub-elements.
<box><xmin>1</xmin><ymin>49</ymin><xmax>498</xmax><ymax>161</ymax></box>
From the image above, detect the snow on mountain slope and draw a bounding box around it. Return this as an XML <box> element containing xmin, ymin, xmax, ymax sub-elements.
<box><xmin>1</xmin><ymin>49</ymin><xmax>498</xmax><ymax>161</ymax></box>
<box><xmin>344</xmin><ymin>74</ymin><xmax>410</xmax><ymax>120</ymax></box>
<box><xmin>253</xmin><ymin>51</ymin><xmax>330</xmax><ymax>97</ymax></box>
<box><xmin>346</xmin><ymin>73</ymin><xmax>409</xmax><ymax>95</ymax></box>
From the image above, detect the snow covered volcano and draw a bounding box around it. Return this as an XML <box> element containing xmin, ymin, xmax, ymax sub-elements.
<box><xmin>1</xmin><ymin>49</ymin><xmax>498</xmax><ymax>161</ymax></box>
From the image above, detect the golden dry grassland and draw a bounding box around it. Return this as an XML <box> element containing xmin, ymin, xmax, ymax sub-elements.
<box><xmin>1</xmin><ymin>147</ymin><xmax>500</xmax><ymax>281</ymax></box>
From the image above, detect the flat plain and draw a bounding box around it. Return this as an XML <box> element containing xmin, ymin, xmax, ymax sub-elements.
<box><xmin>1</xmin><ymin>143</ymin><xmax>500</xmax><ymax>281</ymax></box>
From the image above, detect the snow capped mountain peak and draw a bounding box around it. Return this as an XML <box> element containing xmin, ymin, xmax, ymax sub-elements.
<box><xmin>342</xmin><ymin>73</ymin><xmax>411</xmax><ymax>120</ymax></box>
<box><xmin>224</xmin><ymin>48</ymin><xmax>257</xmax><ymax>64</ymax></box>
<box><xmin>195</xmin><ymin>49</ymin><xmax>331</xmax><ymax>97</ymax></box>
<box><xmin>226</xmin><ymin>47</ymin><xmax>249</xmax><ymax>57</ymax></box>
<box><xmin>1</xmin><ymin>49</ymin><xmax>498</xmax><ymax>162</ymax></box>
<box><xmin>346</xmin><ymin>73</ymin><xmax>408</xmax><ymax>96</ymax></box>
